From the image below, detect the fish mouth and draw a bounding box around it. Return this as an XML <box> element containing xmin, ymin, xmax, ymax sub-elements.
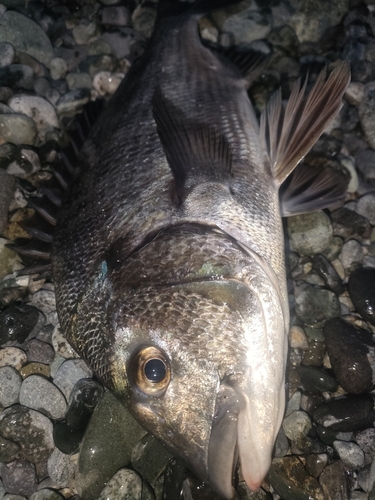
<box><xmin>207</xmin><ymin>381</ymin><xmax>285</xmax><ymax>499</ymax></box>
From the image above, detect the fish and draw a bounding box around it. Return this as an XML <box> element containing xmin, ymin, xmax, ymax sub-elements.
<box><xmin>17</xmin><ymin>0</ymin><xmax>350</xmax><ymax>497</ymax></box>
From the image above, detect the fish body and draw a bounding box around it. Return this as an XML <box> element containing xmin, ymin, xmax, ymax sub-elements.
<box><xmin>50</xmin><ymin>1</ymin><xmax>350</xmax><ymax>497</ymax></box>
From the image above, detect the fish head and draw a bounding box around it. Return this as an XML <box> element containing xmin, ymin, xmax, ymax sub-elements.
<box><xmin>108</xmin><ymin>260</ymin><xmax>288</xmax><ymax>499</ymax></box>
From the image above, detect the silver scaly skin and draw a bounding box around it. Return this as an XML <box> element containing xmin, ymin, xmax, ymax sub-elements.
<box><xmin>52</xmin><ymin>1</ymin><xmax>350</xmax><ymax>497</ymax></box>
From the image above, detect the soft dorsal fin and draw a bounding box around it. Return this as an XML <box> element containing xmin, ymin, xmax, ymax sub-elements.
<box><xmin>260</xmin><ymin>61</ymin><xmax>351</xmax><ymax>186</ymax></box>
<box><xmin>152</xmin><ymin>88</ymin><xmax>232</xmax><ymax>196</ymax></box>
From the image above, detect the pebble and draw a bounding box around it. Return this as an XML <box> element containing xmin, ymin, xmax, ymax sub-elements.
<box><xmin>19</xmin><ymin>362</ymin><xmax>50</xmax><ymax>379</ymax></box>
<box><xmin>55</xmin><ymin>89</ymin><xmax>91</xmax><ymax>116</ymax></box>
<box><xmin>65</xmin><ymin>72</ymin><xmax>93</xmax><ymax>91</ymax></box>
<box><xmin>65</xmin><ymin>378</ymin><xmax>104</xmax><ymax>430</ymax></box>
<box><xmin>93</xmin><ymin>71</ymin><xmax>124</xmax><ymax>96</ymax></box>
<box><xmin>75</xmin><ymin>391</ymin><xmax>147</xmax><ymax>500</ymax></box>
<box><xmin>101</xmin><ymin>27</ymin><xmax>145</xmax><ymax>60</ymax></box>
<box><xmin>132</xmin><ymin>434</ymin><xmax>173</xmax><ymax>487</ymax></box>
<box><xmin>6</xmin><ymin>147</ymin><xmax>41</xmax><ymax>179</ymax></box>
<box><xmin>356</xmin><ymin>429</ymin><xmax>375</xmax><ymax>461</ymax></box>
<box><xmin>312</xmin><ymin>254</ymin><xmax>345</xmax><ymax>295</ymax></box>
<box><xmin>348</xmin><ymin>267</ymin><xmax>375</xmax><ymax>326</ymax></box>
<box><xmin>282</xmin><ymin>410</ymin><xmax>312</xmax><ymax>441</ymax></box>
<box><xmin>0</xmin><ymin>405</ymin><xmax>54</xmax><ymax>463</ymax></box>
<box><xmin>333</xmin><ymin>440</ymin><xmax>364</xmax><ymax>470</ymax></box>
<box><xmin>0</xmin><ymin>170</ymin><xmax>15</xmax><ymax>235</ymax></box>
<box><xmin>0</xmin><ymin>434</ymin><xmax>20</xmax><ymax>463</ymax></box>
<box><xmin>331</xmin><ymin>207</ymin><xmax>371</xmax><ymax>240</ymax></box>
<box><xmin>339</xmin><ymin>239</ymin><xmax>364</xmax><ymax>271</ymax></box>
<box><xmin>0</xmin><ymin>64</ymin><xmax>34</xmax><ymax>90</ymax></box>
<box><xmin>0</xmin><ymin>459</ymin><xmax>37</xmax><ymax>497</ymax></box>
<box><xmin>53</xmin><ymin>359</ymin><xmax>92</xmax><ymax>400</ymax></box>
<box><xmin>359</xmin><ymin>83</ymin><xmax>375</xmax><ymax>150</ymax></box>
<box><xmin>24</xmin><ymin>339</ymin><xmax>54</xmax><ymax>364</ymax></box>
<box><xmin>324</xmin><ymin>318</ymin><xmax>375</xmax><ymax>394</ymax></box>
<box><xmin>355</xmin><ymin>149</ymin><xmax>375</xmax><ymax>182</ymax></box>
<box><xmin>288</xmin><ymin>325</ymin><xmax>309</xmax><ymax>350</ymax></box>
<box><xmin>0</xmin><ymin>365</ymin><xmax>22</xmax><ymax>407</ymax></box>
<box><xmin>97</xmin><ymin>468</ymin><xmax>145</xmax><ymax>500</ymax></box>
<box><xmin>29</xmin><ymin>489</ymin><xmax>65</xmax><ymax>500</ymax></box>
<box><xmin>19</xmin><ymin>375</ymin><xmax>67</xmax><ymax>420</ymax></box>
<box><xmin>297</xmin><ymin>365</ymin><xmax>338</xmax><ymax>393</ymax></box>
<box><xmin>0</xmin><ymin>113</ymin><xmax>38</xmax><ymax>146</ymax></box>
<box><xmin>99</xmin><ymin>6</ymin><xmax>131</xmax><ymax>27</ymax></box>
<box><xmin>313</xmin><ymin>395</ymin><xmax>375</xmax><ymax>432</ymax></box>
<box><xmin>304</xmin><ymin>453</ymin><xmax>328</xmax><ymax>478</ymax></box>
<box><xmin>49</xmin><ymin>58</ymin><xmax>68</xmax><ymax>81</ymax></box>
<box><xmin>46</xmin><ymin>448</ymin><xmax>76</xmax><ymax>488</ymax></box>
<box><xmin>356</xmin><ymin>192</ymin><xmax>375</xmax><ymax>225</ymax></box>
<box><xmin>0</xmin><ymin>303</ymin><xmax>44</xmax><ymax>347</ymax></box>
<box><xmin>319</xmin><ymin>460</ymin><xmax>350</xmax><ymax>500</ymax></box>
<box><xmin>72</xmin><ymin>21</ymin><xmax>101</xmax><ymax>45</ymax></box>
<box><xmin>0</xmin><ymin>42</ymin><xmax>15</xmax><ymax>67</ymax></box>
<box><xmin>295</xmin><ymin>285</ymin><xmax>341</xmax><ymax>326</ymax></box>
<box><xmin>0</xmin><ymin>239</ymin><xmax>21</xmax><ymax>281</ymax></box>
<box><xmin>287</xmin><ymin>211</ymin><xmax>333</xmax><ymax>256</ymax></box>
<box><xmin>0</xmin><ymin>11</ymin><xmax>54</xmax><ymax>66</ymax></box>
<box><xmin>53</xmin><ymin>420</ymin><xmax>84</xmax><ymax>456</ymax></box>
<box><xmin>8</xmin><ymin>95</ymin><xmax>60</xmax><ymax>138</ymax></box>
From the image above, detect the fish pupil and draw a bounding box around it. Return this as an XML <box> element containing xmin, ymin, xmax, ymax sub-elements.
<box><xmin>144</xmin><ymin>359</ymin><xmax>166</xmax><ymax>382</ymax></box>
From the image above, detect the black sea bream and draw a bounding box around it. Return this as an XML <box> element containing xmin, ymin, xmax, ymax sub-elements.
<box><xmin>42</xmin><ymin>0</ymin><xmax>350</xmax><ymax>497</ymax></box>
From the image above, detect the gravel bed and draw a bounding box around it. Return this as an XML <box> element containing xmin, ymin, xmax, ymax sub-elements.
<box><xmin>1</xmin><ymin>0</ymin><xmax>375</xmax><ymax>499</ymax></box>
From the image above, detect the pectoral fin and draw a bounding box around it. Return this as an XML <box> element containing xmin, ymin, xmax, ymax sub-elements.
<box><xmin>260</xmin><ymin>61</ymin><xmax>351</xmax><ymax>185</ymax></box>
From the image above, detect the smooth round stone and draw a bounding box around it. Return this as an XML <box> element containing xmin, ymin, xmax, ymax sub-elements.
<box><xmin>29</xmin><ymin>489</ymin><xmax>65</xmax><ymax>500</ymax></box>
<box><xmin>356</xmin><ymin>429</ymin><xmax>375</xmax><ymax>461</ymax></box>
<box><xmin>330</xmin><ymin>207</ymin><xmax>371</xmax><ymax>240</ymax></box>
<box><xmin>79</xmin><ymin>54</ymin><xmax>117</xmax><ymax>78</ymax></box>
<box><xmin>324</xmin><ymin>318</ymin><xmax>375</xmax><ymax>394</ymax></box>
<box><xmin>99</xmin><ymin>6</ymin><xmax>131</xmax><ymax>26</ymax></box>
<box><xmin>304</xmin><ymin>453</ymin><xmax>328</xmax><ymax>479</ymax></box>
<box><xmin>0</xmin><ymin>405</ymin><xmax>54</xmax><ymax>463</ymax></box>
<box><xmin>75</xmin><ymin>391</ymin><xmax>147</xmax><ymax>500</ymax></box>
<box><xmin>20</xmin><ymin>362</ymin><xmax>50</xmax><ymax>379</ymax></box>
<box><xmin>339</xmin><ymin>239</ymin><xmax>363</xmax><ymax>272</ymax></box>
<box><xmin>0</xmin><ymin>42</ymin><xmax>15</xmax><ymax>67</ymax></box>
<box><xmin>0</xmin><ymin>434</ymin><xmax>20</xmax><ymax>463</ymax></box>
<box><xmin>53</xmin><ymin>359</ymin><xmax>93</xmax><ymax>400</ymax></box>
<box><xmin>19</xmin><ymin>375</ymin><xmax>67</xmax><ymax>420</ymax></box>
<box><xmin>356</xmin><ymin>193</ymin><xmax>375</xmax><ymax>225</ymax></box>
<box><xmin>93</xmin><ymin>71</ymin><xmax>124</xmax><ymax>96</ymax></box>
<box><xmin>47</xmin><ymin>448</ymin><xmax>76</xmax><ymax>489</ymax></box>
<box><xmin>0</xmin><ymin>113</ymin><xmax>38</xmax><ymax>146</ymax></box>
<box><xmin>53</xmin><ymin>420</ymin><xmax>84</xmax><ymax>455</ymax></box>
<box><xmin>289</xmin><ymin>325</ymin><xmax>309</xmax><ymax>350</ymax></box>
<box><xmin>282</xmin><ymin>410</ymin><xmax>312</xmax><ymax>441</ymax></box>
<box><xmin>97</xmin><ymin>469</ymin><xmax>146</xmax><ymax>500</ymax></box>
<box><xmin>0</xmin><ymin>64</ymin><xmax>34</xmax><ymax>90</ymax></box>
<box><xmin>28</xmin><ymin>289</ymin><xmax>56</xmax><ymax>316</ymax></box>
<box><xmin>55</xmin><ymin>89</ymin><xmax>91</xmax><ymax>116</ymax></box>
<box><xmin>295</xmin><ymin>285</ymin><xmax>341</xmax><ymax>326</ymax></box>
<box><xmin>0</xmin><ymin>303</ymin><xmax>43</xmax><ymax>347</ymax></box>
<box><xmin>268</xmin><ymin>456</ymin><xmax>324</xmax><ymax>500</ymax></box>
<box><xmin>24</xmin><ymin>339</ymin><xmax>54</xmax><ymax>364</ymax></box>
<box><xmin>66</xmin><ymin>378</ymin><xmax>104</xmax><ymax>430</ymax></box>
<box><xmin>52</xmin><ymin>325</ymin><xmax>79</xmax><ymax>359</ymax></box>
<box><xmin>72</xmin><ymin>20</ymin><xmax>101</xmax><ymax>45</ymax></box>
<box><xmin>49</xmin><ymin>58</ymin><xmax>68</xmax><ymax>81</ymax></box>
<box><xmin>101</xmin><ymin>27</ymin><xmax>144</xmax><ymax>60</ymax></box>
<box><xmin>274</xmin><ymin>426</ymin><xmax>289</xmax><ymax>459</ymax></box>
<box><xmin>319</xmin><ymin>460</ymin><xmax>350</xmax><ymax>499</ymax></box>
<box><xmin>0</xmin><ymin>11</ymin><xmax>54</xmax><ymax>66</ymax></box>
<box><xmin>312</xmin><ymin>254</ymin><xmax>344</xmax><ymax>295</ymax></box>
<box><xmin>359</xmin><ymin>84</ymin><xmax>375</xmax><ymax>150</ymax></box>
<box><xmin>0</xmin><ymin>459</ymin><xmax>37</xmax><ymax>497</ymax></box>
<box><xmin>285</xmin><ymin>391</ymin><xmax>302</xmax><ymax>416</ymax></box>
<box><xmin>297</xmin><ymin>365</ymin><xmax>338</xmax><ymax>393</ymax></box>
<box><xmin>7</xmin><ymin>147</ymin><xmax>41</xmax><ymax>179</ymax></box>
<box><xmin>66</xmin><ymin>72</ymin><xmax>93</xmax><ymax>91</ymax></box>
<box><xmin>333</xmin><ymin>440</ymin><xmax>364</xmax><ymax>470</ymax></box>
<box><xmin>33</xmin><ymin>77</ymin><xmax>51</xmax><ymax>97</ymax></box>
<box><xmin>348</xmin><ymin>268</ymin><xmax>375</xmax><ymax>326</ymax></box>
<box><xmin>355</xmin><ymin>149</ymin><xmax>375</xmax><ymax>182</ymax></box>
<box><xmin>0</xmin><ymin>365</ymin><xmax>22</xmax><ymax>407</ymax></box>
<box><xmin>313</xmin><ymin>395</ymin><xmax>375</xmax><ymax>432</ymax></box>
<box><xmin>287</xmin><ymin>211</ymin><xmax>333</xmax><ymax>256</ymax></box>
<box><xmin>8</xmin><ymin>95</ymin><xmax>60</xmax><ymax>136</ymax></box>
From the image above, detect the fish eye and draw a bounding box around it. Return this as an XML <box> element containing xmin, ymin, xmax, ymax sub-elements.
<box><xmin>129</xmin><ymin>346</ymin><xmax>171</xmax><ymax>396</ymax></box>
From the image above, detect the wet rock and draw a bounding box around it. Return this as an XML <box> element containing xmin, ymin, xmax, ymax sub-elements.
<box><xmin>0</xmin><ymin>113</ymin><xmax>38</xmax><ymax>146</ymax></box>
<box><xmin>312</xmin><ymin>254</ymin><xmax>344</xmax><ymax>295</ymax></box>
<box><xmin>97</xmin><ymin>468</ymin><xmax>151</xmax><ymax>500</ymax></box>
<box><xmin>289</xmin><ymin>325</ymin><xmax>309</xmax><ymax>350</ymax></box>
<box><xmin>287</xmin><ymin>211</ymin><xmax>333</xmax><ymax>256</ymax></box>
<box><xmin>297</xmin><ymin>365</ymin><xmax>338</xmax><ymax>393</ymax></box>
<box><xmin>65</xmin><ymin>378</ymin><xmax>104</xmax><ymax>430</ymax></box>
<box><xmin>24</xmin><ymin>339</ymin><xmax>54</xmax><ymax>364</ymax></box>
<box><xmin>55</xmin><ymin>89</ymin><xmax>91</xmax><ymax>116</ymax></box>
<box><xmin>295</xmin><ymin>285</ymin><xmax>341</xmax><ymax>326</ymax></box>
<box><xmin>53</xmin><ymin>419</ymin><xmax>84</xmax><ymax>455</ymax></box>
<box><xmin>0</xmin><ymin>434</ymin><xmax>20</xmax><ymax>463</ymax></box>
<box><xmin>0</xmin><ymin>303</ymin><xmax>43</xmax><ymax>347</ymax></box>
<box><xmin>356</xmin><ymin>429</ymin><xmax>375</xmax><ymax>461</ymax></box>
<box><xmin>313</xmin><ymin>395</ymin><xmax>375</xmax><ymax>432</ymax></box>
<box><xmin>0</xmin><ymin>170</ymin><xmax>15</xmax><ymax>234</ymax></box>
<box><xmin>331</xmin><ymin>207</ymin><xmax>371</xmax><ymax>240</ymax></box>
<box><xmin>0</xmin><ymin>365</ymin><xmax>22</xmax><ymax>407</ymax></box>
<box><xmin>268</xmin><ymin>456</ymin><xmax>324</xmax><ymax>500</ymax></box>
<box><xmin>0</xmin><ymin>11</ymin><xmax>54</xmax><ymax>66</ymax></box>
<box><xmin>6</xmin><ymin>147</ymin><xmax>41</xmax><ymax>179</ymax></box>
<box><xmin>304</xmin><ymin>453</ymin><xmax>328</xmax><ymax>478</ymax></box>
<box><xmin>339</xmin><ymin>239</ymin><xmax>363</xmax><ymax>272</ymax></box>
<box><xmin>0</xmin><ymin>458</ymin><xmax>37</xmax><ymax>497</ymax></box>
<box><xmin>0</xmin><ymin>405</ymin><xmax>54</xmax><ymax>463</ymax></box>
<box><xmin>75</xmin><ymin>391</ymin><xmax>147</xmax><ymax>500</ymax></box>
<box><xmin>282</xmin><ymin>410</ymin><xmax>312</xmax><ymax>441</ymax></box>
<box><xmin>333</xmin><ymin>440</ymin><xmax>364</xmax><ymax>470</ymax></box>
<box><xmin>28</xmin><ymin>289</ymin><xmax>56</xmax><ymax>325</ymax></box>
<box><xmin>53</xmin><ymin>359</ymin><xmax>92</xmax><ymax>401</ymax></box>
<box><xmin>324</xmin><ymin>318</ymin><xmax>375</xmax><ymax>394</ymax></box>
<box><xmin>0</xmin><ymin>239</ymin><xmax>22</xmax><ymax>282</ymax></box>
<box><xmin>8</xmin><ymin>95</ymin><xmax>60</xmax><ymax>138</ymax></box>
<box><xmin>132</xmin><ymin>3</ymin><xmax>157</xmax><ymax>39</ymax></box>
<box><xmin>20</xmin><ymin>362</ymin><xmax>50</xmax><ymax>379</ymax></box>
<box><xmin>319</xmin><ymin>461</ymin><xmax>350</xmax><ymax>499</ymax></box>
<box><xmin>47</xmin><ymin>448</ymin><xmax>76</xmax><ymax>489</ymax></box>
<box><xmin>19</xmin><ymin>375</ymin><xmax>67</xmax><ymax>420</ymax></box>
<box><xmin>0</xmin><ymin>42</ymin><xmax>15</xmax><ymax>67</ymax></box>
<box><xmin>348</xmin><ymin>268</ymin><xmax>375</xmax><ymax>326</ymax></box>
<box><xmin>302</xmin><ymin>339</ymin><xmax>326</xmax><ymax>366</ymax></box>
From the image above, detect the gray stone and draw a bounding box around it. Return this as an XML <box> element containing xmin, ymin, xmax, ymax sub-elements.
<box><xmin>0</xmin><ymin>64</ymin><xmax>34</xmax><ymax>90</ymax></box>
<box><xmin>355</xmin><ymin>149</ymin><xmax>375</xmax><ymax>181</ymax></box>
<box><xmin>19</xmin><ymin>375</ymin><xmax>67</xmax><ymax>420</ymax></box>
<box><xmin>0</xmin><ymin>42</ymin><xmax>15</xmax><ymax>67</ymax></box>
<box><xmin>333</xmin><ymin>441</ymin><xmax>364</xmax><ymax>470</ymax></box>
<box><xmin>101</xmin><ymin>27</ymin><xmax>145</xmax><ymax>60</ymax></box>
<box><xmin>55</xmin><ymin>89</ymin><xmax>91</xmax><ymax>116</ymax></box>
<box><xmin>66</xmin><ymin>72</ymin><xmax>93</xmax><ymax>91</ymax></box>
<box><xmin>97</xmin><ymin>469</ymin><xmax>145</xmax><ymax>500</ymax></box>
<box><xmin>0</xmin><ymin>365</ymin><xmax>22</xmax><ymax>407</ymax></box>
<box><xmin>339</xmin><ymin>239</ymin><xmax>363</xmax><ymax>272</ymax></box>
<box><xmin>8</xmin><ymin>95</ymin><xmax>60</xmax><ymax>138</ymax></box>
<box><xmin>359</xmin><ymin>83</ymin><xmax>375</xmax><ymax>150</ymax></box>
<box><xmin>53</xmin><ymin>359</ymin><xmax>92</xmax><ymax>400</ymax></box>
<box><xmin>0</xmin><ymin>113</ymin><xmax>38</xmax><ymax>146</ymax></box>
<box><xmin>295</xmin><ymin>285</ymin><xmax>341</xmax><ymax>326</ymax></box>
<box><xmin>0</xmin><ymin>459</ymin><xmax>37</xmax><ymax>497</ymax></box>
<box><xmin>132</xmin><ymin>4</ymin><xmax>157</xmax><ymax>39</ymax></box>
<box><xmin>356</xmin><ymin>429</ymin><xmax>375</xmax><ymax>461</ymax></box>
<box><xmin>47</xmin><ymin>448</ymin><xmax>76</xmax><ymax>488</ymax></box>
<box><xmin>319</xmin><ymin>461</ymin><xmax>350</xmax><ymax>499</ymax></box>
<box><xmin>99</xmin><ymin>6</ymin><xmax>131</xmax><ymax>27</ymax></box>
<box><xmin>0</xmin><ymin>347</ymin><xmax>27</xmax><ymax>370</ymax></box>
<box><xmin>131</xmin><ymin>434</ymin><xmax>173</xmax><ymax>486</ymax></box>
<box><xmin>357</xmin><ymin>193</ymin><xmax>375</xmax><ymax>225</ymax></box>
<box><xmin>24</xmin><ymin>339</ymin><xmax>54</xmax><ymax>364</ymax></box>
<box><xmin>93</xmin><ymin>71</ymin><xmax>124</xmax><ymax>96</ymax></box>
<box><xmin>282</xmin><ymin>410</ymin><xmax>312</xmax><ymax>441</ymax></box>
<box><xmin>0</xmin><ymin>11</ymin><xmax>54</xmax><ymax>66</ymax></box>
<box><xmin>73</xmin><ymin>21</ymin><xmax>101</xmax><ymax>45</ymax></box>
<box><xmin>29</xmin><ymin>489</ymin><xmax>64</xmax><ymax>500</ymax></box>
<box><xmin>287</xmin><ymin>211</ymin><xmax>333</xmax><ymax>256</ymax></box>
<box><xmin>33</xmin><ymin>77</ymin><xmax>51</xmax><ymax>97</ymax></box>
<box><xmin>49</xmin><ymin>57</ymin><xmax>68</xmax><ymax>81</ymax></box>
<box><xmin>0</xmin><ymin>169</ymin><xmax>15</xmax><ymax>234</ymax></box>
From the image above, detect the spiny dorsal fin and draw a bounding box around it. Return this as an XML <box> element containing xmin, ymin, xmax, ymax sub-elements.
<box><xmin>152</xmin><ymin>88</ymin><xmax>232</xmax><ymax>195</ymax></box>
<box><xmin>260</xmin><ymin>61</ymin><xmax>351</xmax><ymax>186</ymax></box>
<box><xmin>280</xmin><ymin>162</ymin><xmax>350</xmax><ymax>216</ymax></box>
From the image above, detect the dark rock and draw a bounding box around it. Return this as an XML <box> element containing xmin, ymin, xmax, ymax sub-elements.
<box><xmin>304</xmin><ymin>453</ymin><xmax>328</xmax><ymax>479</ymax></box>
<box><xmin>0</xmin><ymin>303</ymin><xmax>43</xmax><ymax>347</ymax></box>
<box><xmin>0</xmin><ymin>64</ymin><xmax>34</xmax><ymax>89</ymax></box>
<box><xmin>331</xmin><ymin>207</ymin><xmax>371</xmax><ymax>240</ymax></box>
<box><xmin>313</xmin><ymin>395</ymin><xmax>375</xmax><ymax>432</ymax></box>
<box><xmin>0</xmin><ymin>170</ymin><xmax>16</xmax><ymax>235</ymax></box>
<box><xmin>24</xmin><ymin>339</ymin><xmax>54</xmax><ymax>364</ymax></box>
<box><xmin>302</xmin><ymin>339</ymin><xmax>326</xmax><ymax>366</ymax></box>
<box><xmin>297</xmin><ymin>365</ymin><xmax>338</xmax><ymax>393</ymax></box>
<box><xmin>355</xmin><ymin>428</ymin><xmax>375</xmax><ymax>461</ymax></box>
<box><xmin>348</xmin><ymin>268</ymin><xmax>375</xmax><ymax>326</ymax></box>
<box><xmin>295</xmin><ymin>285</ymin><xmax>341</xmax><ymax>327</ymax></box>
<box><xmin>53</xmin><ymin>420</ymin><xmax>84</xmax><ymax>455</ymax></box>
<box><xmin>0</xmin><ymin>458</ymin><xmax>37</xmax><ymax>497</ymax></box>
<box><xmin>324</xmin><ymin>318</ymin><xmax>375</xmax><ymax>393</ymax></box>
<box><xmin>319</xmin><ymin>461</ymin><xmax>350</xmax><ymax>500</ymax></box>
<box><xmin>355</xmin><ymin>149</ymin><xmax>375</xmax><ymax>183</ymax></box>
<box><xmin>312</xmin><ymin>254</ymin><xmax>345</xmax><ymax>295</ymax></box>
<box><xmin>0</xmin><ymin>434</ymin><xmax>20</xmax><ymax>463</ymax></box>
<box><xmin>66</xmin><ymin>378</ymin><xmax>104</xmax><ymax>430</ymax></box>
